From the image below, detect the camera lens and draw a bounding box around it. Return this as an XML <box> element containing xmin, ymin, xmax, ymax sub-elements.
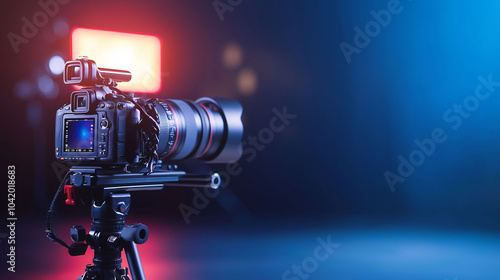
<box><xmin>155</xmin><ymin>98</ymin><xmax>243</xmax><ymax>163</ymax></box>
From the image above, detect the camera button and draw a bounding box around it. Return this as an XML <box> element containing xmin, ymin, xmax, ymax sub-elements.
<box><xmin>100</xmin><ymin>119</ymin><xmax>109</xmax><ymax>128</ymax></box>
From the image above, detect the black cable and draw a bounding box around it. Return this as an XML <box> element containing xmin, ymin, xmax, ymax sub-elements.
<box><xmin>46</xmin><ymin>171</ymin><xmax>74</xmax><ymax>249</ymax></box>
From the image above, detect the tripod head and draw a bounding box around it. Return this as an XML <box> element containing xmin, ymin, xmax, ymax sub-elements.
<box><xmin>46</xmin><ymin>166</ymin><xmax>220</xmax><ymax>280</ymax></box>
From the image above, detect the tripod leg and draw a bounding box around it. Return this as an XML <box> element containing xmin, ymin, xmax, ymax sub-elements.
<box><xmin>76</xmin><ymin>266</ymin><xmax>88</xmax><ymax>280</ymax></box>
<box><xmin>125</xmin><ymin>241</ymin><xmax>146</xmax><ymax>280</ymax></box>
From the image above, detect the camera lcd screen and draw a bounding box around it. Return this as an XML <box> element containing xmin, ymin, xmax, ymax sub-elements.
<box><xmin>64</xmin><ymin>119</ymin><xmax>94</xmax><ymax>152</ymax></box>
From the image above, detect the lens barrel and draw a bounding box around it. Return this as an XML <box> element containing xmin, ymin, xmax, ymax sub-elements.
<box><xmin>155</xmin><ymin>97</ymin><xmax>243</xmax><ymax>163</ymax></box>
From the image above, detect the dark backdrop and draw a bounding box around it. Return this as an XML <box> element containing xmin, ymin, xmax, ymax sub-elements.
<box><xmin>2</xmin><ymin>0</ymin><xmax>500</xmax><ymax>279</ymax></box>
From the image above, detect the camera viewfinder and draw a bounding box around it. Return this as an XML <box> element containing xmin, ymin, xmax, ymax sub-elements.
<box><xmin>71</xmin><ymin>91</ymin><xmax>91</xmax><ymax>113</ymax></box>
<box><xmin>64</xmin><ymin>61</ymin><xmax>84</xmax><ymax>84</ymax></box>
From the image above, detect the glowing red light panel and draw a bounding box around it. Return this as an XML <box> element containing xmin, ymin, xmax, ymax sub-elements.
<box><xmin>71</xmin><ymin>28</ymin><xmax>161</xmax><ymax>93</ymax></box>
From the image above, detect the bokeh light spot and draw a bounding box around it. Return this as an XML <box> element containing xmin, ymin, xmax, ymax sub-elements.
<box><xmin>237</xmin><ymin>68</ymin><xmax>258</xmax><ymax>95</ymax></box>
<box><xmin>13</xmin><ymin>80</ymin><xmax>34</xmax><ymax>100</ymax></box>
<box><xmin>223</xmin><ymin>42</ymin><xmax>243</xmax><ymax>70</ymax></box>
<box><xmin>38</xmin><ymin>75</ymin><xmax>58</xmax><ymax>98</ymax></box>
<box><xmin>49</xmin><ymin>55</ymin><xmax>65</xmax><ymax>75</ymax></box>
<box><xmin>53</xmin><ymin>18</ymin><xmax>69</xmax><ymax>37</ymax></box>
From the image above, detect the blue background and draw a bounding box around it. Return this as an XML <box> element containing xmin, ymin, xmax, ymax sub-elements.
<box><xmin>2</xmin><ymin>0</ymin><xmax>500</xmax><ymax>279</ymax></box>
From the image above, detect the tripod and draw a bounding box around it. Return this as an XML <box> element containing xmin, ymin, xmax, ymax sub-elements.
<box><xmin>52</xmin><ymin>166</ymin><xmax>220</xmax><ymax>280</ymax></box>
<box><xmin>77</xmin><ymin>191</ymin><xmax>146</xmax><ymax>280</ymax></box>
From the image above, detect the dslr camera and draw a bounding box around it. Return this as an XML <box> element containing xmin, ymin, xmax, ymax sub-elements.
<box><xmin>49</xmin><ymin>57</ymin><xmax>243</xmax><ymax>280</ymax></box>
<box><xmin>55</xmin><ymin>57</ymin><xmax>243</xmax><ymax>172</ymax></box>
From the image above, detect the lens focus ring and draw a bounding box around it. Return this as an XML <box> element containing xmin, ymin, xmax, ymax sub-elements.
<box><xmin>156</xmin><ymin>101</ymin><xmax>178</xmax><ymax>158</ymax></box>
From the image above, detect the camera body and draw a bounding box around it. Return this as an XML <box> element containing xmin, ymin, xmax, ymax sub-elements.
<box><xmin>55</xmin><ymin>57</ymin><xmax>243</xmax><ymax>169</ymax></box>
<box><xmin>55</xmin><ymin>87</ymin><xmax>142</xmax><ymax>165</ymax></box>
